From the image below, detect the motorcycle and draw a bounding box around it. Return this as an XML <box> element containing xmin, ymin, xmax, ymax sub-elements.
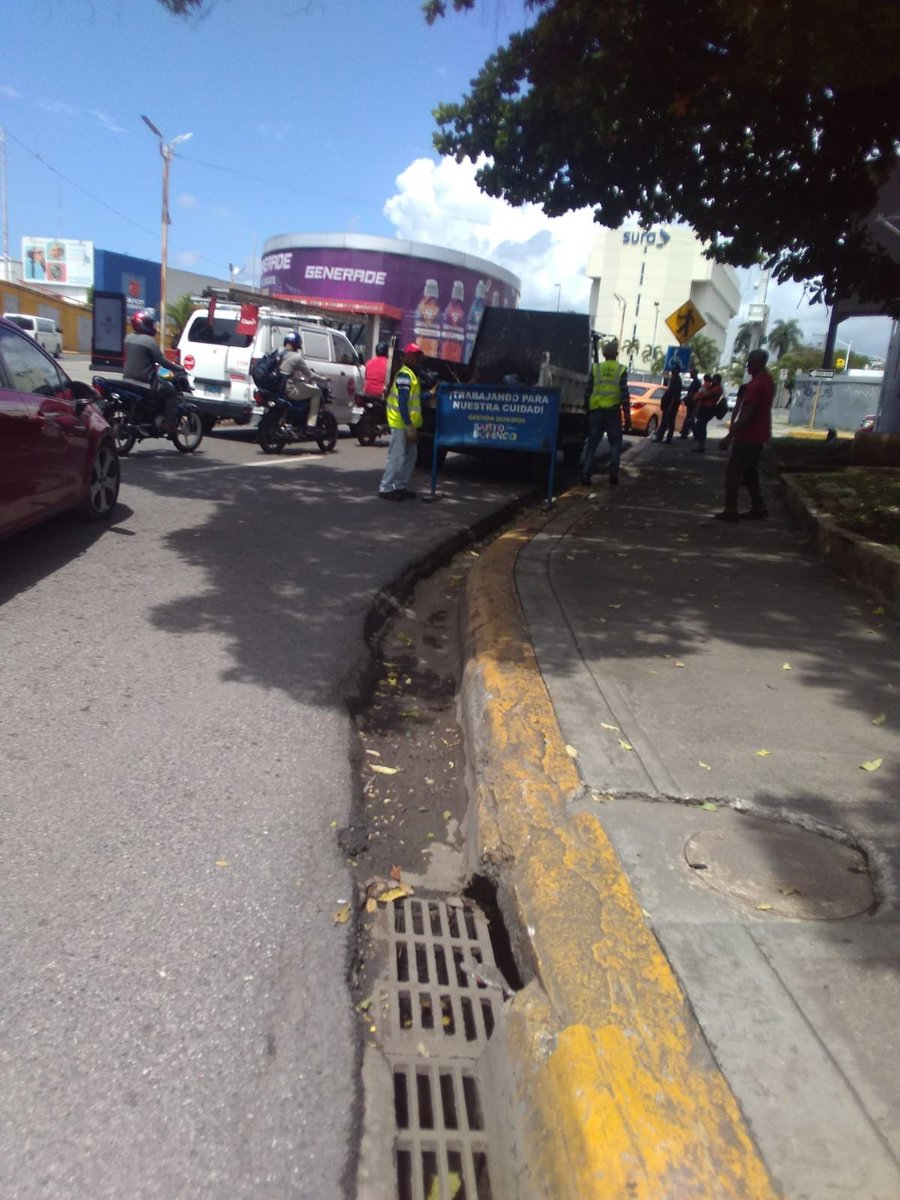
<box><xmin>353</xmin><ymin>394</ymin><xmax>389</xmax><ymax>446</ymax></box>
<box><xmin>93</xmin><ymin>366</ymin><xmax>204</xmax><ymax>456</ymax></box>
<box><xmin>256</xmin><ymin>382</ymin><xmax>339</xmax><ymax>454</ymax></box>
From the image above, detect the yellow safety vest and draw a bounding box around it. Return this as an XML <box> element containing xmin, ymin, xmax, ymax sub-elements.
<box><xmin>386</xmin><ymin>365</ymin><xmax>423</xmax><ymax>429</ymax></box>
<box><xmin>588</xmin><ymin>360</ymin><xmax>626</xmax><ymax>410</ymax></box>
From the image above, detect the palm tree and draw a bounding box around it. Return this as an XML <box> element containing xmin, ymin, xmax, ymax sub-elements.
<box><xmin>767</xmin><ymin>318</ymin><xmax>803</xmax><ymax>361</ymax></box>
<box><xmin>732</xmin><ymin>322</ymin><xmax>754</xmax><ymax>357</ymax></box>
<box><xmin>685</xmin><ymin>333</ymin><xmax>718</xmax><ymax>372</ymax></box>
<box><xmin>166</xmin><ymin>293</ymin><xmax>201</xmax><ymax>346</ymax></box>
<box><xmin>623</xmin><ymin>336</ymin><xmax>641</xmax><ymax>360</ymax></box>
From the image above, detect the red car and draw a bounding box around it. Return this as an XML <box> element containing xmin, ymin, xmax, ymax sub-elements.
<box><xmin>0</xmin><ymin>316</ymin><xmax>120</xmax><ymax>540</ymax></box>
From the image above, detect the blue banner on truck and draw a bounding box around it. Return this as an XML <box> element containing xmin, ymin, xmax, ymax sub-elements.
<box><xmin>430</xmin><ymin>382</ymin><xmax>561</xmax><ymax>506</ymax></box>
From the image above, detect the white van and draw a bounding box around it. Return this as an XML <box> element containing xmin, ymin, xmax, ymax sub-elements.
<box><xmin>174</xmin><ymin>305</ymin><xmax>364</xmax><ymax>430</ymax></box>
<box><xmin>3</xmin><ymin>313</ymin><xmax>63</xmax><ymax>356</ymax></box>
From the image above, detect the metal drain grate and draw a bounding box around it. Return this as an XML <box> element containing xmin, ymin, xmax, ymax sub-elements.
<box><xmin>373</xmin><ymin>898</ymin><xmax>506</xmax><ymax>1199</ymax></box>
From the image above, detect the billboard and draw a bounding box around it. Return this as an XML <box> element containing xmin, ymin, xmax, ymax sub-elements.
<box><xmin>260</xmin><ymin>242</ymin><xmax>520</xmax><ymax>364</ymax></box>
<box><xmin>22</xmin><ymin>237</ymin><xmax>94</xmax><ymax>287</ymax></box>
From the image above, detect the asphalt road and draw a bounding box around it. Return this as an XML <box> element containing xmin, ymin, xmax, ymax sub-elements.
<box><xmin>0</xmin><ymin>373</ymin><xmax>531</xmax><ymax>1200</ymax></box>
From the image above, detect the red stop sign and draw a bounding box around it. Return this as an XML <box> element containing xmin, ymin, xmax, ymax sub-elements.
<box><xmin>183</xmin><ymin>354</ymin><xmax>195</xmax><ymax>371</ymax></box>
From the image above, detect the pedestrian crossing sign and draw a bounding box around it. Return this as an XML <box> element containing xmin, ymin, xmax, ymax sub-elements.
<box><xmin>665</xmin><ymin>300</ymin><xmax>706</xmax><ymax>345</ymax></box>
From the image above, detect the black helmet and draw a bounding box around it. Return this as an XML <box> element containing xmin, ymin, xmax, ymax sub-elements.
<box><xmin>375</xmin><ymin>341</ymin><xmax>389</xmax><ymax>356</ymax></box>
<box><xmin>131</xmin><ymin>310</ymin><xmax>157</xmax><ymax>335</ymax></box>
<box><xmin>284</xmin><ymin>331</ymin><xmax>301</xmax><ymax>348</ymax></box>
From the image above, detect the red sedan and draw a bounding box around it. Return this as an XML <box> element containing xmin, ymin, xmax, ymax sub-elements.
<box><xmin>0</xmin><ymin>317</ymin><xmax>120</xmax><ymax>540</ymax></box>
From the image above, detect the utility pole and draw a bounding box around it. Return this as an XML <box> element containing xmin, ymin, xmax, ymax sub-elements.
<box><xmin>0</xmin><ymin>127</ymin><xmax>10</xmax><ymax>282</ymax></box>
<box><xmin>141</xmin><ymin>116</ymin><xmax>192</xmax><ymax>349</ymax></box>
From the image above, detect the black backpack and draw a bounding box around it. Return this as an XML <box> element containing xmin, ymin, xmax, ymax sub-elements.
<box><xmin>250</xmin><ymin>349</ymin><xmax>283</xmax><ymax>393</ymax></box>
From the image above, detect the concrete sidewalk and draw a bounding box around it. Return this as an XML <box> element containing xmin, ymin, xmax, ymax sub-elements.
<box><xmin>463</xmin><ymin>432</ymin><xmax>900</xmax><ymax>1198</ymax></box>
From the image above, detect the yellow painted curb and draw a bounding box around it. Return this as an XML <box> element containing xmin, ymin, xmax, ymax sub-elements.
<box><xmin>463</xmin><ymin>510</ymin><xmax>779</xmax><ymax>1199</ymax></box>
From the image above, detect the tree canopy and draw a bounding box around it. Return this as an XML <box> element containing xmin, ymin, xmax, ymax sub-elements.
<box><xmin>428</xmin><ymin>1</ymin><xmax>900</xmax><ymax>311</ymax></box>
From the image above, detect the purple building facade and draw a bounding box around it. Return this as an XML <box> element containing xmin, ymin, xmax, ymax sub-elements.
<box><xmin>260</xmin><ymin>233</ymin><xmax>520</xmax><ymax>362</ymax></box>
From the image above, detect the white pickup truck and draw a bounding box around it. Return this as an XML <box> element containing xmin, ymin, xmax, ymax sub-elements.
<box><xmin>174</xmin><ymin>304</ymin><xmax>365</xmax><ymax>431</ymax></box>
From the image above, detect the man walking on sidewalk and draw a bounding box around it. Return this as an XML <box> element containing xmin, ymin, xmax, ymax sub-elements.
<box><xmin>581</xmin><ymin>339</ymin><xmax>630</xmax><ymax>486</ymax></box>
<box><xmin>655</xmin><ymin>362</ymin><xmax>683</xmax><ymax>443</ymax></box>
<box><xmin>715</xmin><ymin>349</ymin><xmax>774</xmax><ymax>522</ymax></box>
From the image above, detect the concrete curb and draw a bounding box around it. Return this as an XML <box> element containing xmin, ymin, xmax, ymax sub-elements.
<box><xmin>460</xmin><ymin>496</ymin><xmax>778</xmax><ymax>1199</ymax></box>
<box><xmin>779</xmin><ymin>472</ymin><xmax>900</xmax><ymax>618</ymax></box>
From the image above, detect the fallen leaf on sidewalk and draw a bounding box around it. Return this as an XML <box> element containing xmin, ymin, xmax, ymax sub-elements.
<box><xmin>215</xmin><ymin>859</ymin><xmax>230</xmax><ymax>868</ymax></box>
<box><xmin>607</xmin><ymin>603</ymin><xmax>622</xmax><ymax>610</ymax></box>
<box><xmin>872</xmin><ymin>714</ymin><xmax>886</xmax><ymax>726</ymax></box>
<box><xmin>701</xmin><ymin>801</ymin><xmax>718</xmax><ymax>810</ymax></box>
<box><xmin>778</xmin><ymin>886</ymin><xmax>802</xmax><ymax>896</ymax></box>
<box><xmin>333</xmin><ymin>904</ymin><xmax>352</xmax><ymax>924</ymax></box>
<box><xmin>389</xmin><ymin>864</ymin><xmax>403</xmax><ymax>881</ymax></box>
<box><xmin>782</xmin><ymin>663</ymin><xmax>792</xmax><ymax>671</ymax></box>
<box><xmin>565</xmin><ymin>744</ymin><xmax>579</xmax><ymax>758</ymax></box>
<box><xmin>860</xmin><ymin>758</ymin><xmax>883</xmax><ymax>772</ymax></box>
<box><xmin>674</xmin><ymin>661</ymin><xmax>686</xmax><ymax>668</ymax></box>
<box><xmin>372</xmin><ymin>764</ymin><xmax>399</xmax><ymax>775</ymax></box>
<box><xmin>365</xmin><ymin>748</ymin><xmax>381</xmax><ymax>757</ymax></box>
<box><xmin>756</xmin><ymin>903</ymin><xmax>774</xmax><ymax>912</ymax></box>
<box><xmin>755</xmin><ymin>749</ymin><xmax>771</xmax><ymax>757</ymax></box>
<box><xmin>699</xmin><ymin>762</ymin><xmax>712</xmax><ymax>771</ymax></box>
<box><xmin>873</xmin><ymin>606</ymin><xmax>885</xmax><ymax>615</ymax></box>
<box><xmin>600</xmin><ymin>722</ymin><xmax>620</xmax><ymax>731</ymax></box>
<box><xmin>618</xmin><ymin>738</ymin><xmax>634</xmax><ymax>751</ymax></box>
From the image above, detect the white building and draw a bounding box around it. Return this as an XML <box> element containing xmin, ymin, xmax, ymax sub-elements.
<box><xmin>586</xmin><ymin>224</ymin><xmax>741</xmax><ymax>369</ymax></box>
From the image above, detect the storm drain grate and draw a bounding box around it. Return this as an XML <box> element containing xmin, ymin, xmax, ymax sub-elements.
<box><xmin>373</xmin><ymin>898</ymin><xmax>506</xmax><ymax>1199</ymax></box>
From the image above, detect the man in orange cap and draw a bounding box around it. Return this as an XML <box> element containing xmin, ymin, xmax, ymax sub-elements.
<box><xmin>378</xmin><ymin>342</ymin><xmax>425</xmax><ymax>500</ymax></box>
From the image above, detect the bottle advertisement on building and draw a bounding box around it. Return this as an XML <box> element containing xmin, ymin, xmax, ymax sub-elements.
<box><xmin>260</xmin><ymin>239</ymin><xmax>520</xmax><ymax>364</ymax></box>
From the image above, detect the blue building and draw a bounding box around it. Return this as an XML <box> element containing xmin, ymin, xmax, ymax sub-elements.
<box><xmin>94</xmin><ymin>249</ymin><xmax>160</xmax><ymax>316</ymax></box>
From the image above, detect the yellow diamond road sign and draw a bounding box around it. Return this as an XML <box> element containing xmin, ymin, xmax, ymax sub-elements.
<box><xmin>665</xmin><ymin>300</ymin><xmax>706</xmax><ymax>345</ymax></box>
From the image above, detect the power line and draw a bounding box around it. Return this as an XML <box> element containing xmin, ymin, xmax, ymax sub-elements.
<box><xmin>2</xmin><ymin>127</ymin><xmax>227</xmax><ymax>272</ymax></box>
<box><xmin>177</xmin><ymin>152</ymin><xmax>388</xmax><ymax>216</ymax></box>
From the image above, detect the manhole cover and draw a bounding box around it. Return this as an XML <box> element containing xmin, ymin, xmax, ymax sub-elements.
<box><xmin>684</xmin><ymin>820</ymin><xmax>874</xmax><ymax>919</ymax></box>
<box><xmin>372</xmin><ymin>898</ymin><xmax>506</xmax><ymax>1198</ymax></box>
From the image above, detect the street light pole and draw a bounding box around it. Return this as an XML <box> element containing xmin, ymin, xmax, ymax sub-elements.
<box><xmin>141</xmin><ymin>115</ymin><xmax>192</xmax><ymax>350</ymax></box>
<box><xmin>614</xmin><ymin>292</ymin><xmax>626</xmax><ymax>347</ymax></box>
<box><xmin>652</xmin><ymin>302</ymin><xmax>660</xmax><ymax>372</ymax></box>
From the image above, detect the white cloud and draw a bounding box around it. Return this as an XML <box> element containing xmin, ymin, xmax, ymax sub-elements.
<box><xmin>37</xmin><ymin>98</ymin><xmax>78</xmax><ymax>117</ymax></box>
<box><xmin>177</xmin><ymin>192</ymin><xmax>199</xmax><ymax>209</ymax></box>
<box><xmin>89</xmin><ymin>109</ymin><xmax>126</xmax><ymax>134</ymax></box>
<box><xmin>252</xmin><ymin>120</ymin><xmax>292</xmax><ymax>144</ymax></box>
<box><xmin>384</xmin><ymin>156</ymin><xmax>594</xmax><ymax>312</ymax></box>
<box><xmin>0</xmin><ymin>86</ymin><xmax>22</xmax><ymax>99</ymax></box>
<box><xmin>385</xmin><ymin>157</ymin><xmax>895</xmax><ymax>357</ymax></box>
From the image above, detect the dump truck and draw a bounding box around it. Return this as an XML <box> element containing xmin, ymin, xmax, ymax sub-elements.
<box><xmin>415</xmin><ymin>307</ymin><xmax>591</xmax><ymax>470</ymax></box>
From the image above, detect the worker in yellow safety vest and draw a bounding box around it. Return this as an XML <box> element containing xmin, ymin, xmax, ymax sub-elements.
<box><xmin>378</xmin><ymin>342</ymin><xmax>425</xmax><ymax>501</ymax></box>
<box><xmin>581</xmin><ymin>339</ymin><xmax>631</xmax><ymax>486</ymax></box>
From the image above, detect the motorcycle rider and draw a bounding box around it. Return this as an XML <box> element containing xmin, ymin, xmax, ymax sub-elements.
<box><xmin>278</xmin><ymin>331</ymin><xmax>326</xmax><ymax>432</ymax></box>
<box><xmin>363</xmin><ymin>341</ymin><xmax>390</xmax><ymax>401</ymax></box>
<box><xmin>122</xmin><ymin>310</ymin><xmax>181</xmax><ymax>431</ymax></box>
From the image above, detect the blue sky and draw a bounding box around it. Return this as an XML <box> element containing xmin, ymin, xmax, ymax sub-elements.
<box><xmin>1</xmin><ymin>0</ymin><xmax>891</xmax><ymax>357</ymax></box>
